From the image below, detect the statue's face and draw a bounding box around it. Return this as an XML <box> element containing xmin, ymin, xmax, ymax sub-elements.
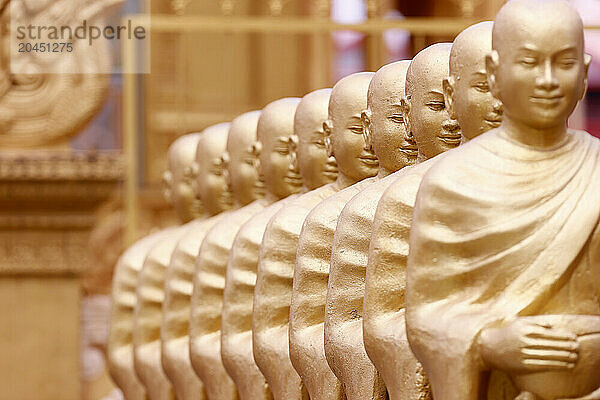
<box><xmin>256</xmin><ymin>99</ymin><xmax>302</xmax><ymax>199</ymax></box>
<box><xmin>404</xmin><ymin>45</ymin><xmax>460</xmax><ymax>160</ymax></box>
<box><xmin>327</xmin><ymin>73</ymin><xmax>378</xmax><ymax>182</ymax></box>
<box><xmin>445</xmin><ymin>22</ymin><xmax>503</xmax><ymax>141</ymax></box>
<box><xmin>163</xmin><ymin>142</ymin><xmax>203</xmax><ymax>223</ymax></box>
<box><xmin>294</xmin><ymin>89</ymin><xmax>337</xmax><ymax>190</ymax></box>
<box><xmin>227</xmin><ymin>117</ymin><xmax>264</xmax><ymax>206</ymax></box>
<box><xmin>489</xmin><ymin>3</ymin><xmax>588</xmax><ymax>130</ymax></box>
<box><xmin>195</xmin><ymin>132</ymin><xmax>232</xmax><ymax>216</ymax></box>
<box><xmin>365</xmin><ymin>61</ymin><xmax>416</xmax><ymax>173</ymax></box>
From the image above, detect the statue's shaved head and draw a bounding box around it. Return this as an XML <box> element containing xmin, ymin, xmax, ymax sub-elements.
<box><xmin>406</xmin><ymin>43</ymin><xmax>452</xmax><ymax>101</ymax></box>
<box><xmin>451</xmin><ymin>21</ymin><xmax>493</xmax><ymax>78</ymax></box>
<box><xmin>493</xmin><ymin>0</ymin><xmax>584</xmax><ymax>58</ymax></box>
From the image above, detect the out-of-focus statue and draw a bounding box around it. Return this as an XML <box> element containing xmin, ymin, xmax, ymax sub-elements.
<box><xmin>220</xmin><ymin>90</ymin><xmax>332</xmax><ymax>400</ymax></box>
<box><xmin>322</xmin><ymin>60</ymin><xmax>415</xmax><ymax>400</ymax></box>
<box><xmin>108</xmin><ymin>133</ymin><xmax>203</xmax><ymax>400</ymax></box>
<box><xmin>288</xmin><ymin>71</ymin><xmax>378</xmax><ymax>400</ymax></box>
<box><xmin>132</xmin><ymin>125</ymin><xmax>231</xmax><ymax>400</ymax></box>
<box><xmin>0</xmin><ymin>0</ymin><xmax>121</xmax><ymax>148</ymax></box>
<box><xmin>363</xmin><ymin>24</ymin><xmax>503</xmax><ymax>400</ymax></box>
<box><xmin>252</xmin><ymin>88</ymin><xmax>337</xmax><ymax>400</ymax></box>
<box><xmin>190</xmin><ymin>98</ymin><xmax>300</xmax><ymax>400</ymax></box>
<box><xmin>160</xmin><ymin>123</ymin><xmax>237</xmax><ymax>400</ymax></box>
<box><xmin>161</xmin><ymin>114</ymin><xmax>262</xmax><ymax>400</ymax></box>
<box><xmin>406</xmin><ymin>2</ymin><xmax>600</xmax><ymax>400</ymax></box>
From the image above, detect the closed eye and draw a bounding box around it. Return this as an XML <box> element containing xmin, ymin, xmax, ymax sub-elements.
<box><xmin>388</xmin><ymin>114</ymin><xmax>404</xmax><ymax>123</ymax></box>
<box><xmin>426</xmin><ymin>102</ymin><xmax>445</xmax><ymax>111</ymax></box>
<box><xmin>348</xmin><ymin>125</ymin><xmax>363</xmax><ymax>135</ymax></box>
<box><xmin>473</xmin><ymin>81</ymin><xmax>490</xmax><ymax>93</ymax></box>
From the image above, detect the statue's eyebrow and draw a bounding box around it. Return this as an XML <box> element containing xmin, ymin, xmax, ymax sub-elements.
<box><xmin>554</xmin><ymin>46</ymin><xmax>578</xmax><ymax>56</ymax></box>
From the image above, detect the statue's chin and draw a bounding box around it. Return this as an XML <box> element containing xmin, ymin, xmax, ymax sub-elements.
<box><xmin>510</xmin><ymin>315</ymin><xmax>600</xmax><ymax>400</ymax></box>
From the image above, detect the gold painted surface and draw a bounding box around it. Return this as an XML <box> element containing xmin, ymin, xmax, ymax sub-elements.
<box><xmin>365</xmin><ymin>22</ymin><xmax>502</xmax><ymax>398</ymax></box>
<box><xmin>160</xmin><ymin>123</ymin><xmax>233</xmax><ymax>400</ymax></box>
<box><xmin>134</xmin><ymin>227</ymin><xmax>186</xmax><ymax>400</ymax></box>
<box><xmin>406</xmin><ymin>2</ymin><xmax>600</xmax><ymax>399</ymax></box>
<box><xmin>220</xmin><ymin>97</ymin><xmax>303</xmax><ymax>400</ymax></box>
<box><xmin>109</xmin><ymin>230</ymin><xmax>168</xmax><ymax>400</ymax></box>
<box><xmin>288</xmin><ymin>72</ymin><xmax>378</xmax><ymax>400</ymax></box>
<box><xmin>252</xmin><ymin>88</ymin><xmax>336</xmax><ymax>400</ymax></box>
<box><xmin>363</xmin><ymin>42</ymin><xmax>456</xmax><ymax>400</ymax></box>
<box><xmin>323</xmin><ymin>60</ymin><xmax>413</xmax><ymax>400</ymax></box>
<box><xmin>109</xmin><ymin>133</ymin><xmax>202</xmax><ymax>399</ymax></box>
<box><xmin>190</xmin><ymin>98</ymin><xmax>300</xmax><ymax>400</ymax></box>
<box><xmin>183</xmin><ymin>111</ymin><xmax>264</xmax><ymax>400</ymax></box>
<box><xmin>223</xmin><ymin>88</ymin><xmax>334</xmax><ymax>400</ymax></box>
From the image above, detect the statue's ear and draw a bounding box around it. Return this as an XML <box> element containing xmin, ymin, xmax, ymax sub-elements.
<box><xmin>289</xmin><ymin>134</ymin><xmax>299</xmax><ymax>172</ymax></box>
<box><xmin>162</xmin><ymin>170</ymin><xmax>173</xmax><ymax>205</ymax></box>
<box><xmin>251</xmin><ymin>141</ymin><xmax>263</xmax><ymax>174</ymax></box>
<box><xmin>486</xmin><ymin>50</ymin><xmax>500</xmax><ymax>99</ymax></box>
<box><xmin>361</xmin><ymin>109</ymin><xmax>374</xmax><ymax>152</ymax></box>
<box><xmin>400</xmin><ymin>95</ymin><xmax>412</xmax><ymax>138</ymax></box>
<box><xmin>443</xmin><ymin>77</ymin><xmax>457</xmax><ymax>120</ymax></box>
<box><xmin>580</xmin><ymin>53</ymin><xmax>592</xmax><ymax>101</ymax></box>
<box><xmin>323</xmin><ymin>119</ymin><xmax>334</xmax><ymax>158</ymax></box>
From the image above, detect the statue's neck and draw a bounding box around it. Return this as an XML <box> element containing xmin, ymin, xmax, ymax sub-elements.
<box><xmin>417</xmin><ymin>151</ymin><xmax>428</xmax><ymax>163</ymax></box>
<box><xmin>501</xmin><ymin>116</ymin><xmax>568</xmax><ymax>149</ymax></box>
<box><xmin>377</xmin><ymin>166</ymin><xmax>395</xmax><ymax>179</ymax></box>
<box><xmin>333</xmin><ymin>172</ymin><xmax>359</xmax><ymax>191</ymax></box>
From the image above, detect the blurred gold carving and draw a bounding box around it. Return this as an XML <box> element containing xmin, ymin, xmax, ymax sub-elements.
<box><xmin>0</xmin><ymin>0</ymin><xmax>121</xmax><ymax>149</ymax></box>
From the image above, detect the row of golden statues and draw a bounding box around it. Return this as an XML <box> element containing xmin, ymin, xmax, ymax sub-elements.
<box><xmin>108</xmin><ymin>1</ymin><xmax>600</xmax><ymax>399</ymax></box>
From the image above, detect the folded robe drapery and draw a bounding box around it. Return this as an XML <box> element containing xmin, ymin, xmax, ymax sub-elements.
<box><xmin>406</xmin><ymin>130</ymin><xmax>600</xmax><ymax>400</ymax></box>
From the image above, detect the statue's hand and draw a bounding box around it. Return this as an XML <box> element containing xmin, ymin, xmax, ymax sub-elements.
<box><xmin>557</xmin><ymin>387</ymin><xmax>600</xmax><ymax>400</ymax></box>
<box><xmin>478</xmin><ymin>318</ymin><xmax>579</xmax><ymax>374</ymax></box>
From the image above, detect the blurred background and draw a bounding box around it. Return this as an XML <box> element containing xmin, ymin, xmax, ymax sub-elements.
<box><xmin>0</xmin><ymin>0</ymin><xmax>599</xmax><ymax>399</ymax></box>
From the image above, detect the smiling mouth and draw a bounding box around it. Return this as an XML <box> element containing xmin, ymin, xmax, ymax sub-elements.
<box><xmin>530</xmin><ymin>95</ymin><xmax>564</xmax><ymax>106</ymax></box>
<box><xmin>485</xmin><ymin>118</ymin><xmax>502</xmax><ymax>127</ymax></box>
<box><xmin>284</xmin><ymin>173</ymin><xmax>303</xmax><ymax>186</ymax></box>
<box><xmin>438</xmin><ymin>133</ymin><xmax>462</xmax><ymax>146</ymax></box>
<box><xmin>359</xmin><ymin>155</ymin><xmax>379</xmax><ymax>166</ymax></box>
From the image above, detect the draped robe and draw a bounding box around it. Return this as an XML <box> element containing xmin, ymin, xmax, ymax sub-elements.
<box><xmin>325</xmin><ymin>169</ymin><xmax>421</xmax><ymax>400</ymax></box>
<box><xmin>406</xmin><ymin>130</ymin><xmax>600</xmax><ymax>400</ymax></box>
<box><xmin>289</xmin><ymin>177</ymin><xmax>376</xmax><ymax>400</ymax></box>
<box><xmin>190</xmin><ymin>199</ymin><xmax>268</xmax><ymax>400</ymax></box>
<box><xmin>363</xmin><ymin>159</ymin><xmax>439</xmax><ymax>400</ymax></box>
<box><xmin>221</xmin><ymin>194</ymin><xmax>299</xmax><ymax>400</ymax></box>
<box><xmin>134</xmin><ymin>227</ymin><xmax>188</xmax><ymax>400</ymax></box>
<box><xmin>109</xmin><ymin>229</ymin><xmax>173</xmax><ymax>400</ymax></box>
<box><xmin>161</xmin><ymin>215</ymin><xmax>226</xmax><ymax>400</ymax></box>
<box><xmin>253</xmin><ymin>184</ymin><xmax>338</xmax><ymax>400</ymax></box>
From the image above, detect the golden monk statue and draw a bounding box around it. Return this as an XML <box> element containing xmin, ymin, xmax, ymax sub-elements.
<box><xmin>364</xmin><ymin>23</ymin><xmax>505</xmax><ymax>399</ymax></box>
<box><xmin>252</xmin><ymin>87</ymin><xmax>339</xmax><ymax>400</ymax></box>
<box><xmin>108</xmin><ymin>133</ymin><xmax>203</xmax><ymax>400</ymax></box>
<box><xmin>322</xmin><ymin>60</ymin><xmax>415</xmax><ymax>400</ymax></box>
<box><xmin>406</xmin><ymin>2</ymin><xmax>600</xmax><ymax>400</ymax></box>
<box><xmin>133</xmin><ymin>124</ymin><xmax>231</xmax><ymax>400</ymax></box>
<box><xmin>288</xmin><ymin>71</ymin><xmax>378</xmax><ymax>400</ymax></box>
<box><xmin>361</xmin><ymin>22</ymin><xmax>503</xmax><ymax>400</ymax></box>
<box><xmin>360</xmin><ymin>41</ymin><xmax>458</xmax><ymax>400</ymax></box>
<box><xmin>190</xmin><ymin>98</ymin><xmax>301</xmax><ymax>400</ymax></box>
<box><xmin>161</xmin><ymin>122</ymin><xmax>239</xmax><ymax>400</ymax></box>
<box><xmin>220</xmin><ymin>89</ymin><xmax>334</xmax><ymax>400</ymax></box>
